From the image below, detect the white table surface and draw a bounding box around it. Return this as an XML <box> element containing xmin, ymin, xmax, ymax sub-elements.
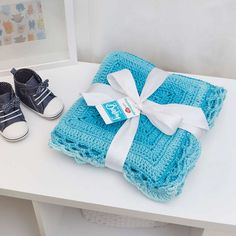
<box><xmin>1</xmin><ymin>63</ymin><xmax>236</xmax><ymax>231</ymax></box>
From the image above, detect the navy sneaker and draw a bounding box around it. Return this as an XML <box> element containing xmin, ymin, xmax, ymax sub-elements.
<box><xmin>0</xmin><ymin>82</ymin><xmax>28</xmax><ymax>141</ymax></box>
<box><xmin>11</xmin><ymin>68</ymin><xmax>64</xmax><ymax>119</ymax></box>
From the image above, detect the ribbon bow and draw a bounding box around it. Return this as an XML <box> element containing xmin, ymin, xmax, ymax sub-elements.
<box><xmin>82</xmin><ymin>68</ymin><xmax>209</xmax><ymax>172</ymax></box>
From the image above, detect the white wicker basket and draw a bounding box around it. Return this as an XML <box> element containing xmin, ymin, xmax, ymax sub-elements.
<box><xmin>81</xmin><ymin>209</ymin><xmax>167</xmax><ymax>228</ymax></box>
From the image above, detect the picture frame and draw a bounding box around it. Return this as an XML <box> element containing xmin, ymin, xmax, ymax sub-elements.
<box><xmin>0</xmin><ymin>0</ymin><xmax>78</xmax><ymax>76</ymax></box>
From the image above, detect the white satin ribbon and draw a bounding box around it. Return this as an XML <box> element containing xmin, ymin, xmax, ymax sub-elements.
<box><xmin>82</xmin><ymin>68</ymin><xmax>209</xmax><ymax>172</ymax></box>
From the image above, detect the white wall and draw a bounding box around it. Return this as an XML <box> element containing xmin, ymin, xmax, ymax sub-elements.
<box><xmin>75</xmin><ymin>0</ymin><xmax>236</xmax><ymax>79</ymax></box>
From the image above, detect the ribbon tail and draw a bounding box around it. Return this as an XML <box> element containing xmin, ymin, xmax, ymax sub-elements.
<box><xmin>143</xmin><ymin>100</ymin><xmax>209</xmax><ymax>138</ymax></box>
<box><xmin>105</xmin><ymin>116</ymin><xmax>140</xmax><ymax>172</ymax></box>
<box><xmin>142</xmin><ymin>100</ymin><xmax>183</xmax><ymax>135</ymax></box>
<box><xmin>164</xmin><ymin>104</ymin><xmax>209</xmax><ymax>130</ymax></box>
<box><xmin>178</xmin><ymin>123</ymin><xmax>206</xmax><ymax>139</ymax></box>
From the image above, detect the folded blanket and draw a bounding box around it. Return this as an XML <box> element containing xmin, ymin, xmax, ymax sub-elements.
<box><xmin>49</xmin><ymin>51</ymin><xmax>226</xmax><ymax>201</ymax></box>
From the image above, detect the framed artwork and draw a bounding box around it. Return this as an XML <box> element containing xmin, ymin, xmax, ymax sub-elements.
<box><xmin>0</xmin><ymin>0</ymin><xmax>77</xmax><ymax>75</ymax></box>
<box><xmin>0</xmin><ymin>1</ymin><xmax>46</xmax><ymax>46</ymax></box>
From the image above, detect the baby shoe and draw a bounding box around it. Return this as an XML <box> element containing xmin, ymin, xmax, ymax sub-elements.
<box><xmin>0</xmin><ymin>82</ymin><xmax>28</xmax><ymax>141</ymax></box>
<box><xmin>11</xmin><ymin>68</ymin><xmax>64</xmax><ymax>119</ymax></box>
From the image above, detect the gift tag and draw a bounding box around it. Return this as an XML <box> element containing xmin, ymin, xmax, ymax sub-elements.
<box><xmin>96</xmin><ymin>97</ymin><xmax>140</xmax><ymax>124</ymax></box>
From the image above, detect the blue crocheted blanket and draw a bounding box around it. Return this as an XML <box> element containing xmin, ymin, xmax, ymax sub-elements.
<box><xmin>49</xmin><ymin>52</ymin><xmax>226</xmax><ymax>202</ymax></box>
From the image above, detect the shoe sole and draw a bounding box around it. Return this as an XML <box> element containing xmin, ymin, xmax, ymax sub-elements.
<box><xmin>21</xmin><ymin>102</ymin><xmax>64</xmax><ymax>120</ymax></box>
<box><xmin>0</xmin><ymin>129</ymin><xmax>29</xmax><ymax>142</ymax></box>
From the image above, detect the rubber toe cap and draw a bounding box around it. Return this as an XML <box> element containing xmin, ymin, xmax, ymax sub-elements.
<box><xmin>43</xmin><ymin>97</ymin><xmax>64</xmax><ymax>119</ymax></box>
<box><xmin>2</xmin><ymin>121</ymin><xmax>28</xmax><ymax>141</ymax></box>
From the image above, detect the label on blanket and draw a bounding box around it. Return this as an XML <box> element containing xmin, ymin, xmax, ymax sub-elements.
<box><xmin>96</xmin><ymin>97</ymin><xmax>140</xmax><ymax>124</ymax></box>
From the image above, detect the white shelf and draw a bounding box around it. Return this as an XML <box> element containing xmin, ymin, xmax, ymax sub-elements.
<box><xmin>0</xmin><ymin>63</ymin><xmax>236</xmax><ymax>235</ymax></box>
<box><xmin>33</xmin><ymin>202</ymin><xmax>195</xmax><ymax>236</ymax></box>
<box><xmin>0</xmin><ymin>196</ymin><xmax>40</xmax><ymax>236</ymax></box>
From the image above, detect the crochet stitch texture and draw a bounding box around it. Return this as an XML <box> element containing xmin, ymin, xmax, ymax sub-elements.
<box><xmin>49</xmin><ymin>51</ymin><xmax>226</xmax><ymax>202</ymax></box>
